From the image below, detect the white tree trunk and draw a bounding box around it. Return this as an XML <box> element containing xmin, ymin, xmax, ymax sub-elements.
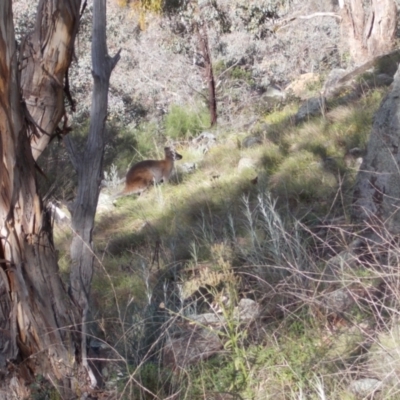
<box><xmin>341</xmin><ymin>0</ymin><xmax>397</xmax><ymax>63</ymax></box>
<box><xmin>68</xmin><ymin>0</ymin><xmax>120</xmax><ymax>387</ymax></box>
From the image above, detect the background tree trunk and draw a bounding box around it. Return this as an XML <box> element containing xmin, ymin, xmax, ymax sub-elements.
<box><xmin>0</xmin><ymin>1</ymin><xmax>84</xmax><ymax>398</ymax></box>
<box><xmin>353</xmin><ymin>64</ymin><xmax>400</xmax><ymax>234</ymax></box>
<box><xmin>20</xmin><ymin>0</ymin><xmax>82</xmax><ymax>160</ymax></box>
<box><xmin>197</xmin><ymin>24</ymin><xmax>217</xmax><ymax>126</ymax></box>
<box><xmin>67</xmin><ymin>0</ymin><xmax>120</xmax><ymax>387</ymax></box>
<box><xmin>340</xmin><ymin>0</ymin><xmax>397</xmax><ymax>63</ymax></box>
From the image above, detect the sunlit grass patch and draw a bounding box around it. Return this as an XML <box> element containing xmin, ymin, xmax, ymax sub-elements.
<box><xmin>264</xmin><ymin>105</ymin><xmax>297</xmax><ymax>144</ymax></box>
<box><xmin>199</xmin><ymin>141</ymin><xmax>242</xmax><ymax>172</ymax></box>
<box><xmin>284</xmin><ymin>120</ymin><xmax>338</xmax><ymax>159</ymax></box>
<box><xmin>329</xmin><ymin>107</ymin><xmax>373</xmax><ymax>151</ymax></box>
<box><xmin>258</xmin><ymin>141</ymin><xmax>285</xmax><ymax>173</ymax></box>
<box><xmin>270</xmin><ymin>150</ymin><xmax>338</xmax><ymax>205</ymax></box>
<box><xmin>326</xmin><ymin>88</ymin><xmax>386</xmax><ymax>152</ymax></box>
<box><xmin>264</xmin><ymin>103</ymin><xmax>298</xmax><ymax>125</ymax></box>
<box><xmin>326</xmin><ymin>104</ymin><xmax>355</xmax><ymax>123</ymax></box>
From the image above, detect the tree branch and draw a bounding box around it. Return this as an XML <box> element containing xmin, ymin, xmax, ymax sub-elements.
<box><xmin>276</xmin><ymin>12</ymin><xmax>342</xmax><ymax>32</ymax></box>
<box><xmin>110</xmin><ymin>48</ymin><xmax>122</xmax><ymax>71</ymax></box>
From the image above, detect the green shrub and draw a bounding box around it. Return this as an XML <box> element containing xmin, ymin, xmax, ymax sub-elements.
<box><xmin>165</xmin><ymin>104</ymin><xmax>210</xmax><ymax>139</ymax></box>
<box><xmin>230</xmin><ymin>66</ymin><xmax>254</xmax><ymax>84</ymax></box>
<box><xmin>259</xmin><ymin>142</ymin><xmax>284</xmax><ymax>173</ymax></box>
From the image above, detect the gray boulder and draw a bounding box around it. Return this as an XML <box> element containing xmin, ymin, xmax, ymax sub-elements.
<box><xmin>295</xmin><ymin>97</ymin><xmax>325</xmax><ymax>125</ymax></box>
<box><xmin>163</xmin><ymin>325</ymin><xmax>222</xmax><ymax>369</ymax></box>
<box><xmin>348</xmin><ymin>378</ymin><xmax>382</xmax><ymax>398</ymax></box>
<box><xmin>353</xmin><ymin>64</ymin><xmax>400</xmax><ymax>233</ymax></box>
<box><xmin>242</xmin><ymin>135</ymin><xmax>262</xmax><ymax>148</ymax></box>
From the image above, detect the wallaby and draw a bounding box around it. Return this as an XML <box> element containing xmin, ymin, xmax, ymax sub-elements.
<box><xmin>117</xmin><ymin>147</ymin><xmax>182</xmax><ymax>197</ymax></box>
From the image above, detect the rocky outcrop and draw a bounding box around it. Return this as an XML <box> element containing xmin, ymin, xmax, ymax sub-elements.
<box><xmin>352</xmin><ymin>64</ymin><xmax>400</xmax><ymax>233</ymax></box>
<box><xmin>163</xmin><ymin>325</ymin><xmax>222</xmax><ymax>369</ymax></box>
<box><xmin>295</xmin><ymin>97</ymin><xmax>325</xmax><ymax>124</ymax></box>
<box><xmin>191</xmin><ymin>132</ymin><xmax>217</xmax><ymax>153</ymax></box>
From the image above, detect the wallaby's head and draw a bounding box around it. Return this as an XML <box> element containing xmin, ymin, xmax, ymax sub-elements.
<box><xmin>164</xmin><ymin>147</ymin><xmax>183</xmax><ymax>161</ymax></box>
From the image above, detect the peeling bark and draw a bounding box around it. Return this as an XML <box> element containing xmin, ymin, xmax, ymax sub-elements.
<box><xmin>20</xmin><ymin>0</ymin><xmax>82</xmax><ymax>160</ymax></box>
<box><xmin>0</xmin><ymin>1</ymin><xmax>84</xmax><ymax>398</ymax></box>
<box><xmin>340</xmin><ymin>0</ymin><xmax>397</xmax><ymax>63</ymax></box>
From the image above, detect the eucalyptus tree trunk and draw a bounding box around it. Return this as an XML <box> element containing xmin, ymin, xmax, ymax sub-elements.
<box><xmin>340</xmin><ymin>0</ymin><xmax>397</xmax><ymax>63</ymax></box>
<box><xmin>20</xmin><ymin>0</ymin><xmax>82</xmax><ymax>160</ymax></box>
<box><xmin>197</xmin><ymin>23</ymin><xmax>217</xmax><ymax>126</ymax></box>
<box><xmin>195</xmin><ymin>0</ymin><xmax>217</xmax><ymax>126</ymax></box>
<box><xmin>0</xmin><ymin>1</ymin><xmax>84</xmax><ymax>398</ymax></box>
<box><xmin>68</xmin><ymin>0</ymin><xmax>120</xmax><ymax>385</ymax></box>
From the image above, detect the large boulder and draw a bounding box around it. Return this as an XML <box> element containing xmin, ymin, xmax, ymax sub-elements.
<box><xmin>352</xmin><ymin>64</ymin><xmax>400</xmax><ymax>233</ymax></box>
<box><xmin>295</xmin><ymin>97</ymin><xmax>325</xmax><ymax>125</ymax></box>
<box><xmin>163</xmin><ymin>324</ymin><xmax>222</xmax><ymax>369</ymax></box>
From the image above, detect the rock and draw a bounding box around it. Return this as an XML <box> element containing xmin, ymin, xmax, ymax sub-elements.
<box><xmin>264</xmin><ymin>84</ymin><xmax>286</xmax><ymax>100</ymax></box>
<box><xmin>163</xmin><ymin>325</ymin><xmax>222</xmax><ymax>369</ymax></box>
<box><xmin>323</xmin><ymin>250</ymin><xmax>358</xmax><ymax>281</ymax></box>
<box><xmin>374</xmin><ymin>50</ymin><xmax>400</xmax><ymax>76</ymax></box>
<box><xmin>348</xmin><ymin>147</ymin><xmax>363</xmax><ymax>157</ymax></box>
<box><xmin>322</xmin><ymin>68</ymin><xmax>347</xmax><ymax>97</ymax></box>
<box><xmin>323</xmin><ymin>51</ymin><xmax>400</xmax><ymax>99</ymax></box>
<box><xmin>192</xmin><ymin>131</ymin><xmax>217</xmax><ymax>153</ymax></box>
<box><xmin>258</xmin><ymin>76</ymin><xmax>271</xmax><ymax>90</ymax></box>
<box><xmin>189</xmin><ymin>313</ymin><xmax>224</xmax><ymax>325</ymax></box>
<box><xmin>286</xmin><ymin>72</ymin><xmax>321</xmax><ymax>99</ymax></box>
<box><xmin>295</xmin><ymin>97</ymin><xmax>325</xmax><ymax>124</ymax></box>
<box><xmin>242</xmin><ymin>136</ymin><xmax>262</xmax><ymax>148</ymax></box>
<box><xmin>238</xmin><ymin>157</ymin><xmax>257</xmax><ymax>172</ymax></box>
<box><xmin>344</xmin><ymin>148</ymin><xmax>364</xmax><ymax>169</ymax></box>
<box><xmin>188</xmin><ymin>298</ymin><xmax>260</xmax><ymax>326</ymax></box>
<box><xmin>348</xmin><ymin>378</ymin><xmax>382</xmax><ymax>397</ymax></box>
<box><xmin>193</xmin><ymin>131</ymin><xmax>216</xmax><ymax>143</ymax></box>
<box><xmin>352</xmin><ymin>64</ymin><xmax>400</xmax><ymax>232</ymax></box>
<box><xmin>177</xmin><ymin>162</ymin><xmax>196</xmax><ymax>174</ymax></box>
<box><xmin>322</xmin><ymin>288</ymin><xmax>355</xmax><ymax>313</ymax></box>
<box><xmin>235</xmin><ymin>298</ymin><xmax>260</xmax><ymax>321</ymax></box>
<box><xmin>375</xmin><ymin>73</ymin><xmax>393</xmax><ymax>87</ymax></box>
